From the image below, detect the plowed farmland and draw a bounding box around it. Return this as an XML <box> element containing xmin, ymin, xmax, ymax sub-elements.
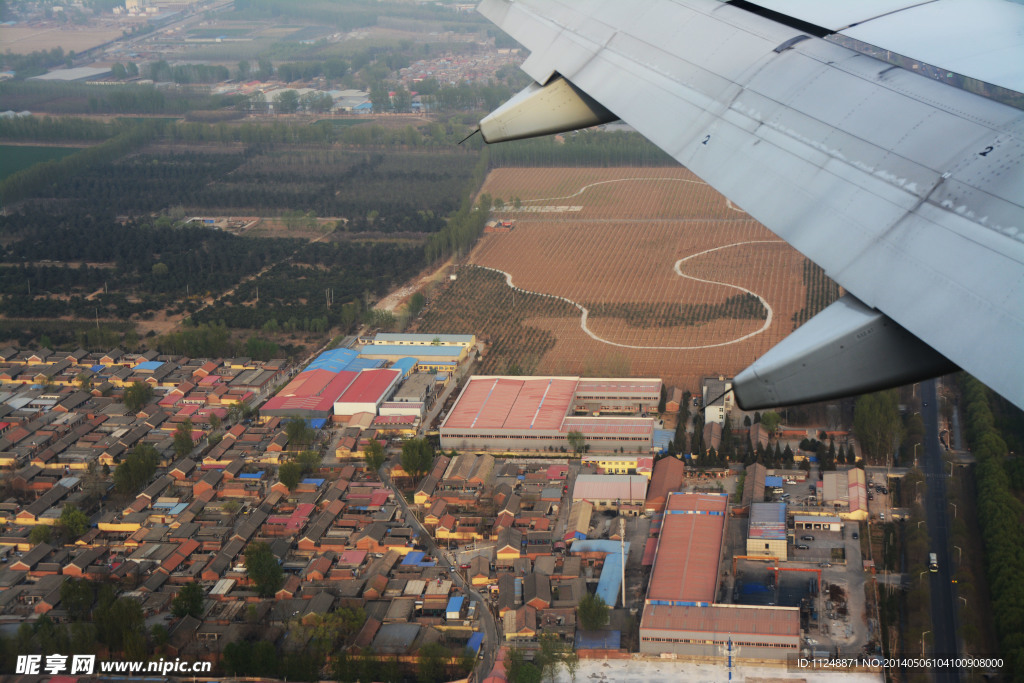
<box><xmin>420</xmin><ymin>167</ymin><xmax>839</xmax><ymax>392</ymax></box>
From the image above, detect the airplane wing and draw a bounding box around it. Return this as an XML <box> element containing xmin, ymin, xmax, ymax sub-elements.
<box><xmin>476</xmin><ymin>0</ymin><xmax>1024</xmax><ymax>410</ymax></box>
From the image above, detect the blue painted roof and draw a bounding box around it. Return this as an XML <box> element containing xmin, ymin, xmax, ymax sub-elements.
<box><xmin>135</xmin><ymin>361</ymin><xmax>163</xmax><ymax>371</ymax></box>
<box><xmin>570</xmin><ymin>540</ymin><xmax>630</xmax><ymax>608</ymax></box>
<box><xmin>309</xmin><ymin>418</ymin><xmax>327</xmax><ymax>429</ymax></box>
<box><xmin>345</xmin><ymin>357</ymin><xmax>384</xmax><ymax>371</ymax></box>
<box><xmin>575</xmin><ymin>630</ymin><xmax>621</xmax><ymax>650</ymax></box>
<box><xmin>302</xmin><ymin>478</ymin><xmax>325</xmax><ymax>486</ymax></box>
<box><xmin>307</xmin><ymin>348</ymin><xmax>358</xmax><ymax>373</ymax></box>
<box><xmin>361</xmin><ymin>345</ymin><xmax>463</xmax><ymax>357</ymax></box>
<box><xmin>402</xmin><ymin>551</ymin><xmax>426</xmax><ymax>565</ymax></box>
<box><xmin>238</xmin><ymin>472</ymin><xmax>264</xmax><ymax>480</ymax></box>
<box><xmin>373</xmin><ymin>333</ymin><xmax>474</xmax><ymax>344</ymax></box>
<box><xmin>653</xmin><ymin>429</ymin><xmax>673</xmax><ymax>452</ymax></box>
<box><xmin>466</xmin><ymin>632</ymin><xmax>483</xmax><ymax>653</ymax></box>
<box><xmin>446</xmin><ymin>596</ymin><xmax>464</xmax><ymax>613</ymax></box>
<box><xmin>391</xmin><ymin>357</ymin><xmax>417</xmax><ymax>376</ymax></box>
<box><xmin>90</xmin><ymin>365</ymin><xmax>105</xmax><ymax>373</ymax></box>
<box><xmin>765</xmin><ymin>475</ymin><xmax>784</xmax><ymax>487</ymax></box>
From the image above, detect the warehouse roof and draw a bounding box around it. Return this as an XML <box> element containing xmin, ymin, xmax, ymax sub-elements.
<box><xmin>748</xmin><ymin>502</ymin><xmax>787</xmax><ymax>540</ymax></box>
<box><xmin>335</xmin><ymin>369</ymin><xmax>400</xmax><ymax>406</ymax></box>
<box><xmin>575</xmin><ymin>378</ymin><xmax>661</xmax><ymax>395</ymax></box>
<box><xmin>443</xmin><ymin>376</ymin><xmax>576</xmax><ymax>431</ymax></box>
<box><xmin>262</xmin><ymin>369</ymin><xmax>356</xmax><ymax>415</ymax></box>
<box><xmin>647</xmin><ymin>493</ymin><xmax>728</xmax><ymax>606</ymax></box>
<box><xmin>561</xmin><ymin>416</ymin><xmax>652</xmax><ymax>435</ymax></box>
<box><xmin>373</xmin><ymin>333</ymin><xmax>474</xmax><ymax>345</ymax></box>
<box><xmin>572</xmin><ymin>475</ymin><xmax>648</xmax><ymax>502</ymax></box>
<box><xmin>361</xmin><ymin>345</ymin><xmax>463</xmax><ymax>357</ymax></box>
<box><xmin>640</xmin><ymin>603</ymin><xmax>799</xmax><ymax>637</ymax></box>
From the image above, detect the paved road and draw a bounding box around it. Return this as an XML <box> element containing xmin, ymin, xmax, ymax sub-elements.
<box><xmin>379</xmin><ymin>468</ymin><xmax>499</xmax><ymax>680</ymax></box>
<box><xmin>920</xmin><ymin>379</ymin><xmax>960</xmax><ymax>682</ymax></box>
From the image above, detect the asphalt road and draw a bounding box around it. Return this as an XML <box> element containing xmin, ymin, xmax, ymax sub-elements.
<box><xmin>920</xmin><ymin>379</ymin><xmax>960</xmax><ymax>682</ymax></box>
<box><xmin>379</xmin><ymin>468</ymin><xmax>499</xmax><ymax>679</ymax></box>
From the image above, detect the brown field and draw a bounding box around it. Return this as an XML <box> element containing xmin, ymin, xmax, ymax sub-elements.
<box><xmin>0</xmin><ymin>26</ymin><xmax>124</xmax><ymax>54</ymax></box>
<box><xmin>449</xmin><ymin>167</ymin><xmax>832</xmax><ymax>392</ymax></box>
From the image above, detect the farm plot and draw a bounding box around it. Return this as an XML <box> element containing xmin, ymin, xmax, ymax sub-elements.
<box><xmin>412</xmin><ymin>266</ymin><xmax>578</xmax><ymax>376</ymax></box>
<box><xmin>449</xmin><ymin>167</ymin><xmax>836</xmax><ymax>391</ymax></box>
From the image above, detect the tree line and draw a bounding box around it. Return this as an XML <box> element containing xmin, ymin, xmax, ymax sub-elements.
<box><xmin>488</xmin><ymin>129</ymin><xmax>676</xmax><ymax>167</ymax></box>
<box><xmin>0</xmin><ymin>120</ymin><xmax>162</xmax><ymax>207</ymax></box>
<box><xmin>959</xmin><ymin>374</ymin><xmax>1024</xmax><ymax>673</ymax></box>
<box><xmin>0</xmin><ymin>80</ymin><xmax>242</xmax><ymax>116</ymax></box>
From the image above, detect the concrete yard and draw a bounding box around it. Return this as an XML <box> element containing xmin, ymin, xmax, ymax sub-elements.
<box><xmin>559</xmin><ymin>658</ymin><xmax>883</xmax><ymax>683</ymax></box>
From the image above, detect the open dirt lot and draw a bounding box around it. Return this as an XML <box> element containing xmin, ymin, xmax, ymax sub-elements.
<box><xmin>468</xmin><ymin>168</ymin><xmax>813</xmax><ymax>391</ymax></box>
<box><xmin>0</xmin><ymin>25</ymin><xmax>123</xmax><ymax>54</ymax></box>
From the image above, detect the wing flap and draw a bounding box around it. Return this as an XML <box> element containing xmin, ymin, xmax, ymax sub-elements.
<box><xmin>479</xmin><ymin>0</ymin><xmax>1024</xmax><ymax>409</ymax></box>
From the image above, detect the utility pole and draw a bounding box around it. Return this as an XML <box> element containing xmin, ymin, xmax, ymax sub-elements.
<box><xmin>620</xmin><ymin>517</ymin><xmax>626</xmax><ymax>608</ymax></box>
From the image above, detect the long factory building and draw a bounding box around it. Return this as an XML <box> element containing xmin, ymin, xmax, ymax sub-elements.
<box><xmin>439</xmin><ymin>376</ymin><xmax>660</xmax><ymax>454</ymax></box>
<box><xmin>639</xmin><ymin>492</ymin><xmax>801</xmax><ymax>660</ymax></box>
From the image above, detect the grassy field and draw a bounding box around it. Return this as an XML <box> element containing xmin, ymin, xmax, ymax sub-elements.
<box><xmin>0</xmin><ymin>145</ymin><xmax>81</xmax><ymax>181</ymax></box>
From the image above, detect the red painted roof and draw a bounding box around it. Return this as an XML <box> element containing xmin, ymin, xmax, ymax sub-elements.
<box><xmin>641</xmin><ymin>603</ymin><xmax>799</xmax><ymax>637</ymax></box>
<box><xmin>262</xmin><ymin>369</ymin><xmax>357</xmax><ymax>414</ymax></box>
<box><xmin>444</xmin><ymin>377</ymin><xmax>577</xmax><ymax>430</ymax></box>
<box><xmin>336</xmin><ymin>369</ymin><xmax>400</xmax><ymax>405</ymax></box>
<box><xmin>647</xmin><ymin>492</ymin><xmax>728</xmax><ymax>605</ymax></box>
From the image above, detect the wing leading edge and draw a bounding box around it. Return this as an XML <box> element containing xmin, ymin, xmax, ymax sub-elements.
<box><xmin>476</xmin><ymin>0</ymin><xmax>1024</xmax><ymax>410</ymax></box>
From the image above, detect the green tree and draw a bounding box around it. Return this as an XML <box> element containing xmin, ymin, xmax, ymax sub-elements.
<box><xmin>506</xmin><ymin>647</ymin><xmax>542</xmax><ymax>683</ymax></box>
<box><xmin>245</xmin><ymin>541</ymin><xmax>283</xmax><ymax>597</ymax></box>
<box><xmin>364</xmin><ymin>439</ymin><xmax>386</xmax><ymax>472</ymax></box>
<box><xmin>123</xmin><ymin>381</ymin><xmax>154</xmax><ymax>412</ymax></box>
<box><xmin>76</xmin><ymin>371</ymin><xmax>93</xmax><ymax>391</ymax></box>
<box><xmin>114</xmin><ymin>442</ymin><xmax>159</xmax><ymax>495</ymax></box>
<box><xmin>273</xmin><ymin>89</ymin><xmax>299</xmax><ymax>114</ymax></box>
<box><xmin>173</xmin><ymin>418</ymin><xmax>194</xmax><ymax>458</ymax></box>
<box><xmin>760</xmin><ymin>410</ymin><xmax>781</xmax><ymax>434</ymax></box>
<box><xmin>567</xmin><ymin>430</ymin><xmax>585</xmax><ymax>455</ymax></box>
<box><xmin>417</xmin><ymin>642</ymin><xmax>449</xmax><ymax>683</ymax></box>
<box><xmin>285</xmin><ymin>419</ymin><xmax>315</xmax><ymax>448</ymax></box>
<box><xmin>28</xmin><ymin>524</ymin><xmax>52</xmax><ymax>545</ymax></box>
<box><xmin>279</xmin><ymin>461</ymin><xmax>302</xmax><ymax>490</ymax></box>
<box><xmin>401</xmin><ymin>438</ymin><xmax>434</xmax><ymax>479</ymax></box>
<box><xmin>578</xmin><ymin>592</ymin><xmax>609</xmax><ymax>630</ymax></box>
<box><xmin>854</xmin><ymin>389</ymin><xmax>903</xmax><ymax>464</ymax></box>
<box><xmin>60</xmin><ymin>503</ymin><xmax>89</xmax><ymax>539</ymax></box>
<box><xmin>171</xmin><ymin>581</ymin><xmax>204</xmax><ymax>618</ymax></box>
<box><xmin>564</xmin><ymin>649</ymin><xmax>579</xmax><ymax>683</ymax></box>
<box><xmin>60</xmin><ymin>578</ymin><xmax>94</xmax><ymax>620</ymax></box>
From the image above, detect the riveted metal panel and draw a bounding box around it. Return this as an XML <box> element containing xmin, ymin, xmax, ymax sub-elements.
<box><xmin>841</xmin><ymin>0</ymin><xmax>1024</xmax><ymax>94</ymax></box>
<box><xmin>478</xmin><ymin>0</ymin><xmax>1024</xmax><ymax>409</ymax></box>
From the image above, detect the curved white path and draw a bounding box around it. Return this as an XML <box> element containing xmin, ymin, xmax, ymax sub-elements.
<box><xmin>474</xmin><ymin>239</ymin><xmax>786</xmax><ymax>351</ymax></box>
<box><xmin>519</xmin><ymin>177</ymin><xmax>709</xmax><ymax>204</ymax></box>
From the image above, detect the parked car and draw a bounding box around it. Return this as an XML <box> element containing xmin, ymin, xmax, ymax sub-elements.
<box><xmin>796</xmin><ymin>544</ymin><xmax>810</xmax><ymax>550</ymax></box>
<box><xmin>801</xmin><ymin>535</ymin><xmax>814</xmax><ymax>541</ymax></box>
<box><xmin>852</xmin><ymin>531</ymin><xmax>859</xmax><ymax>539</ymax></box>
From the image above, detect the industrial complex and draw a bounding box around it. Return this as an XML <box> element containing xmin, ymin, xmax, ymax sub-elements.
<box><xmin>639</xmin><ymin>492</ymin><xmax>801</xmax><ymax>659</ymax></box>
<box><xmin>439</xmin><ymin>376</ymin><xmax>660</xmax><ymax>454</ymax></box>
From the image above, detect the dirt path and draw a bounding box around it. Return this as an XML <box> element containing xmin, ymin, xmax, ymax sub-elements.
<box><xmin>376</xmin><ymin>255</ymin><xmax>456</xmax><ymax>313</ymax></box>
<box><xmin>474</xmin><ymin>239</ymin><xmax>785</xmax><ymax>351</ymax></box>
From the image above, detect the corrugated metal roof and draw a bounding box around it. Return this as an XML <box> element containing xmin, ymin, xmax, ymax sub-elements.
<box><xmin>336</xmin><ymin>369</ymin><xmax>400</xmax><ymax>405</ymax></box>
<box><xmin>444</xmin><ymin>376</ymin><xmax>576</xmax><ymax>431</ymax></box>
<box><xmin>647</xmin><ymin>493</ymin><xmax>728</xmax><ymax>605</ymax></box>
<box><xmin>572</xmin><ymin>475</ymin><xmax>648</xmax><ymax>502</ymax></box>
<box><xmin>641</xmin><ymin>603</ymin><xmax>800</xmax><ymax>638</ymax></box>
<box><xmin>575</xmin><ymin>378</ymin><xmax>661</xmax><ymax>395</ymax></box>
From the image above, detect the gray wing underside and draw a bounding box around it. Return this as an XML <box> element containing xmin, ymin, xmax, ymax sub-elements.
<box><xmin>478</xmin><ymin>0</ymin><xmax>1024</xmax><ymax>410</ymax></box>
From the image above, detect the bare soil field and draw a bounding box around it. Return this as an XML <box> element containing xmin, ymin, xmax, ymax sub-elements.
<box><xmin>0</xmin><ymin>25</ymin><xmax>123</xmax><ymax>54</ymax></box>
<box><xmin>453</xmin><ymin>167</ymin><xmax>825</xmax><ymax>392</ymax></box>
